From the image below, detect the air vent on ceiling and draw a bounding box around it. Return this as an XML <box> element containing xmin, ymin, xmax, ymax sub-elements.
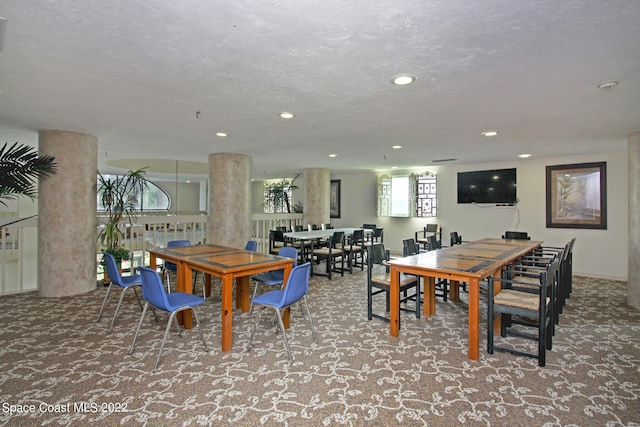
<box><xmin>431</xmin><ymin>158</ymin><xmax>457</xmax><ymax>163</ymax></box>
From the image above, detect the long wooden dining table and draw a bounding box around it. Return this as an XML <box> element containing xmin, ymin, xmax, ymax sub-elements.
<box><xmin>147</xmin><ymin>244</ymin><xmax>295</xmax><ymax>352</ymax></box>
<box><xmin>387</xmin><ymin>238</ymin><xmax>542</xmax><ymax>360</ymax></box>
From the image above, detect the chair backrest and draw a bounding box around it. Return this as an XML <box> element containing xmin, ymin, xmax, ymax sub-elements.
<box><xmin>165</xmin><ymin>240</ymin><xmax>192</xmax><ymax>271</ymax></box>
<box><xmin>425</xmin><ymin>235</ymin><xmax>438</xmax><ymax>251</ymax></box>
<box><xmin>351</xmin><ymin>229</ymin><xmax>364</xmax><ymax>244</ymax></box>
<box><xmin>362</xmin><ymin>223</ymin><xmax>376</xmax><ymax>230</ymax></box>
<box><xmin>245</xmin><ymin>240</ymin><xmax>258</xmax><ymax>251</ymax></box>
<box><xmin>293</xmin><ymin>225</ymin><xmax>304</xmax><ymax>232</ymax></box>
<box><xmin>403</xmin><ymin>238</ymin><xmax>419</xmax><ymax>256</ymax></box>
<box><xmin>308</xmin><ymin>224</ymin><xmax>319</xmax><ymax>231</ymax></box>
<box><xmin>450</xmin><ymin>231</ymin><xmax>462</xmax><ymax>246</ymax></box>
<box><xmin>278</xmin><ymin>246</ymin><xmax>299</xmax><ymax>268</ymax></box>
<box><xmin>138</xmin><ymin>266</ymin><xmax>173</xmax><ymax>311</ymax></box>
<box><xmin>330</xmin><ymin>231</ymin><xmax>345</xmax><ymax>248</ymax></box>
<box><xmin>278</xmin><ymin>262</ymin><xmax>311</xmax><ymax>307</ymax></box>
<box><xmin>367</xmin><ymin>243</ymin><xmax>388</xmax><ymax>267</ymax></box>
<box><xmin>503</xmin><ymin>231</ymin><xmax>530</xmax><ymax>240</ymax></box>
<box><xmin>321</xmin><ymin>223</ymin><xmax>333</xmax><ymax>230</ymax></box>
<box><xmin>425</xmin><ymin>223</ymin><xmax>438</xmax><ymax>233</ymax></box>
<box><xmin>102</xmin><ymin>252</ymin><xmax>124</xmax><ymax>286</ymax></box>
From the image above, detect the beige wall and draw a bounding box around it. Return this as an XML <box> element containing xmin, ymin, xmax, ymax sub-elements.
<box><xmin>331</xmin><ymin>150</ymin><xmax>628</xmax><ymax>281</ymax></box>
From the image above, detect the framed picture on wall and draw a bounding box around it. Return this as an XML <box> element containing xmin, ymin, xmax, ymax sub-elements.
<box><xmin>330</xmin><ymin>179</ymin><xmax>341</xmax><ymax>218</ymax></box>
<box><xmin>545</xmin><ymin>162</ymin><xmax>607</xmax><ymax>229</ymax></box>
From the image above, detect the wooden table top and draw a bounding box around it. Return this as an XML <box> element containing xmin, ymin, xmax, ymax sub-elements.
<box><xmin>388</xmin><ymin>239</ymin><xmax>542</xmax><ymax>279</ymax></box>
<box><xmin>148</xmin><ymin>244</ymin><xmax>292</xmax><ymax>275</ymax></box>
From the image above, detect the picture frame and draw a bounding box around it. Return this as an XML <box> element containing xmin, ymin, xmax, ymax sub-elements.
<box><xmin>545</xmin><ymin>162</ymin><xmax>607</xmax><ymax>229</ymax></box>
<box><xmin>330</xmin><ymin>179</ymin><xmax>341</xmax><ymax>218</ymax></box>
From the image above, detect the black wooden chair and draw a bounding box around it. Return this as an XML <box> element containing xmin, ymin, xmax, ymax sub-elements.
<box><xmin>311</xmin><ymin>231</ymin><xmax>346</xmax><ymax>280</ymax></box>
<box><xmin>416</xmin><ymin>224</ymin><xmax>441</xmax><ymax>250</ymax></box>
<box><xmin>403</xmin><ymin>237</ymin><xmax>449</xmax><ymax>301</ymax></box>
<box><xmin>487</xmin><ymin>256</ymin><xmax>560</xmax><ymax>366</ymax></box>
<box><xmin>502</xmin><ymin>231</ymin><xmax>530</xmax><ymax>240</ymax></box>
<box><xmin>367</xmin><ymin>243</ymin><xmax>420</xmax><ymax>329</ymax></box>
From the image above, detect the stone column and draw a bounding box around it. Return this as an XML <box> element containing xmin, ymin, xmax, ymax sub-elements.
<box><xmin>38</xmin><ymin>130</ymin><xmax>97</xmax><ymax>297</ymax></box>
<box><xmin>628</xmin><ymin>131</ymin><xmax>640</xmax><ymax>309</ymax></box>
<box><xmin>304</xmin><ymin>168</ymin><xmax>330</xmax><ymax>227</ymax></box>
<box><xmin>208</xmin><ymin>153</ymin><xmax>251</xmax><ymax>248</ymax></box>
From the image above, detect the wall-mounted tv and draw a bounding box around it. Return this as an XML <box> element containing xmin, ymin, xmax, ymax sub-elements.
<box><xmin>457</xmin><ymin>168</ymin><xmax>517</xmax><ymax>204</ymax></box>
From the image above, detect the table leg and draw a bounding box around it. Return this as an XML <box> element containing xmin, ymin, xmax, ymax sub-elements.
<box><xmin>177</xmin><ymin>263</ymin><xmax>193</xmax><ymax>329</ymax></box>
<box><xmin>204</xmin><ymin>274</ymin><xmax>212</xmax><ymax>297</ymax></box>
<box><xmin>468</xmin><ymin>278</ymin><xmax>480</xmax><ymax>360</ymax></box>
<box><xmin>281</xmin><ymin>263</ymin><xmax>293</xmax><ymax>328</ymax></box>
<box><xmin>449</xmin><ymin>280</ymin><xmax>460</xmax><ymax>301</ymax></box>
<box><xmin>389</xmin><ymin>266</ymin><xmax>400</xmax><ymax>337</ymax></box>
<box><xmin>236</xmin><ymin>276</ymin><xmax>250</xmax><ymax>312</ymax></box>
<box><xmin>424</xmin><ymin>276</ymin><xmax>436</xmax><ymax>317</ymax></box>
<box><xmin>221</xmin><ymin>274</ymin><xmax>234</xmax><ymax>352</ymax></box>
<box><xmin>492</xmin><ymin>269</ymin><xmax>502</xmax><ymax>335</ymax></box>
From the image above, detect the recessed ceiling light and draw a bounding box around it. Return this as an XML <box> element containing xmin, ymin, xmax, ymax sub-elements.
<box><xmin>391</xmin><ymin>166</ymin><xmax>398</xmax><ymax>169</ymax></box>
<box><xmin>216</xmin><ymin>132</ymin><xmax>227</xmax><ymax>137</ymax></box>
<box><xmin>518</xmin><ymin>153</ymin><xmax>532</xmax><ymax>158</ymax></box>
<box><xmin>597</xmin><ymin>80</ymin><xmax>618</xmax><ymax>90</ymax></box>
<box><xmin>391</xmin><ymin>75</ymin><xmax>416</xmax><ymax>86</ymax></box>
<box><xmin>328</xmin><ymin>154</ymin><xmax>337</xmax><ymax>158</ymax></box>
<box><xmin>392</xmin><ymin>145</ymin><xmax>403</xmax><ymax>149</ymax></box>
<box><xmin>280</xmin><ymin>112</ymin><xmax>295</xmax><ymax>119</ymax></box>
<box><xmin>481</xmin><ymin>130</ymin><xmax>498</xmax><ymax>137</ymax></box>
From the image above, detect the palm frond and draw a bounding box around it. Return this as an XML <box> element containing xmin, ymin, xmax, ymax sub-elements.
<box><xmin>0</xmin><ymin>142</ymin><xmax>57</xmax><ymax>206</ymax></box>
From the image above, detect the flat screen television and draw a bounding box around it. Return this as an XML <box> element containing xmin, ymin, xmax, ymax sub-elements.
<box><xmin>457</xmin><ymin>168</ymin><xmax>517</xmax><ymax>204</ymax></box>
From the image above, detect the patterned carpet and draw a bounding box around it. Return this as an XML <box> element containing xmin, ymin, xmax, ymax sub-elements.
<box><xmin>0</xmin><ymin>270</ymin><xmax>638</xmax><ymax>426</ymax></box>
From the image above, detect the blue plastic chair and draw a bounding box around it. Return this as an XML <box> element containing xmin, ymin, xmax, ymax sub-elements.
<box><xmin>129</xmin><ymin>266</ymin><xmax>209</xmax><ymax>372</ymax></box>
<box><xmin>245</xmin><ymin>240</ymin><xmax>258</xmax><ymax>252</ymax></box>
<box><xmin>162</xmin><ymin>240</ymin><xmax>191</xmax><ymax>291</ymax></box>
<box><xmin>96</xmin><ymin>252</ymin><xmax>144</xmax><ymax>334</ymax></box>
<box><xmin>248</xmin><ymin>262</ymin><xmax>317</xmax><ymax>363</ymax></box>
<box><xmin>250</xmin><ymin>247</ymin><xmax>298</xmax><ymax>313</ymax></box>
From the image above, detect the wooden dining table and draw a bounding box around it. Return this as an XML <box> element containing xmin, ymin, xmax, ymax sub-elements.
<box><xmin>387</xmin><ymin>238</ymin><xmax>542</xmax><ymax>360</ymax></box>
<box><xmin>147</xmin><ymin>244</ymin><xmax>295</xmax><ymax>352</ymax></box>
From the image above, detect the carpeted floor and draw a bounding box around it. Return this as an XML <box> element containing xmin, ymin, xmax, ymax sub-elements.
<box><xmin>0</xmin><ymin>270</ymin><xmax>638</xmax><ymax>426</ymax></box>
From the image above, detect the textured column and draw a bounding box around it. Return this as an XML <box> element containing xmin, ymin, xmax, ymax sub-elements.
<box><xmin>38</xmin><ymin>131</ymin><xmax>97</xmax><ymax>297</ymax></box>
<box><xmin>628</xmin><ymin>131</ymin><xmax>640</xmax><ymax>309</ymax></box>
<box><xmin>303</xmin><ymin>168</ymin><xmax>330</xmax><ymax>227</ymax></box>
<box><xmin>208</xmin><ymin>153</ymin><xmax>252</xmax><ymax>248</ymax></box>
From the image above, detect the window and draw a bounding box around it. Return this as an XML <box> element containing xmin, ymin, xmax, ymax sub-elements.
<box><xmin>416</xmin><ymin>172</ymin><xmax>437</xmax><ymax>217</ymax></box>
<box><xmin>97</xmin><ymin>175</ymin><xmax>170</xmax><ymax>212</ymax></box>
<box><xmin>377</xmin><ymin>172</ymin><xmax>437</xmax><ymax>218</ymax></box>
<box><xmin>263</xmin><ymin>179</ymin><xmax>296</xmax><ymax>213</ymax></box>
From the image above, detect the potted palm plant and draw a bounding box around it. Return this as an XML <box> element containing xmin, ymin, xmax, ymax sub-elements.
<box><xmin>263</xmin><ymin>173</ymin><xmax>300</xmax><ymax>213</ymax></box>
<box><xmin>0</xmin><ymin>142</ymin><xmax>57</xmax><ymax>206</ymax></box>
<box><xmin>97</xmin><ymin>168</ymin><xmax>148</xmax><ymax>275</ymax></box>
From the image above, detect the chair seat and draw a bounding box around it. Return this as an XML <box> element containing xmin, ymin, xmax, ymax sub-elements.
<box><xmin>313</xmin><ymin>247</ymin><xmax>344</xmax><ymax>256</ymax></box>
<box><xmin>371</xmin><ymin>273</ymin><xmax>418</xmax><ymax>287</ymax></box>
<box><xmin>252</xmin><ymin>289</ymin><xmax>286</xmax><ymax>307</ymax></box>
<box><xmin>166</xmin><ymin>292</ymin><xmax>206</xmax><ymax>310</ymax></box>
<box><xmin>120</xmin><ymin>274</ymin><xmax>143</xmax><ymax>287</ymax></box>
<box><xmin>253</xmin><ymin>270</ymin><xmax>285</xmax><ymax>285</ymax></box>
<box><xmin>494</xmin><ymin>289</ymin><xmax>549</xmax><ymax>311</ymax></box>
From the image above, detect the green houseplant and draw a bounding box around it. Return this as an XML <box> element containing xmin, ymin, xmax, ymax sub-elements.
<box><xmin>0</xmin><ymin>142</ymin><xmax>57</xmax><ymax>206</ymax></box>
<box><xmin>97</xmin><ymin>168</ymin><xmax>148</xmax><ymax>267</ymax></box>
<box><xmin>263</xmin><ymin>173</ymin><xmax>300</xmax><ymax>213</ymax></box>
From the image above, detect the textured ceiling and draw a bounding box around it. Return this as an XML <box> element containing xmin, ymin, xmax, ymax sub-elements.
<box><xmin>0</xmin><ymin>0</ymin><xmax>638</xmax><ymax>182</ymax></box>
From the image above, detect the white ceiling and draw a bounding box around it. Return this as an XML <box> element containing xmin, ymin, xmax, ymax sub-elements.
<box><xmin>0</xmin><ymin>0</ymin><xmax>638</xmax><ymax>182</ymax></box>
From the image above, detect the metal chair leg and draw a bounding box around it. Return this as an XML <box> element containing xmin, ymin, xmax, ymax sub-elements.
<box><xmin>128</xmin><ymin>302</ymin><xmax>149</xmax><ymax>355</ymax></box>
<box><xmin>302</xmin><ymin>296</ymin><xmax>318</xmax><ymax>343</ymax></box>
<box><xmin>273</xmin><ymin>307</ymin><xmax>292</xmax><ymax>363</ymax></box>
<box><xmin>96</xmin><ymin>284</ymin><xmax>113</xmax><ymax>322</ymax></box>
<box><xmin>108</xmin><ymin>286</ymin><xmax>129</xmax><ymax>334</ymax></box>
<box><xmin>153</xmin><ymin>311</ymin><xmax>177</xmax><ymax>372</ymax></box>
